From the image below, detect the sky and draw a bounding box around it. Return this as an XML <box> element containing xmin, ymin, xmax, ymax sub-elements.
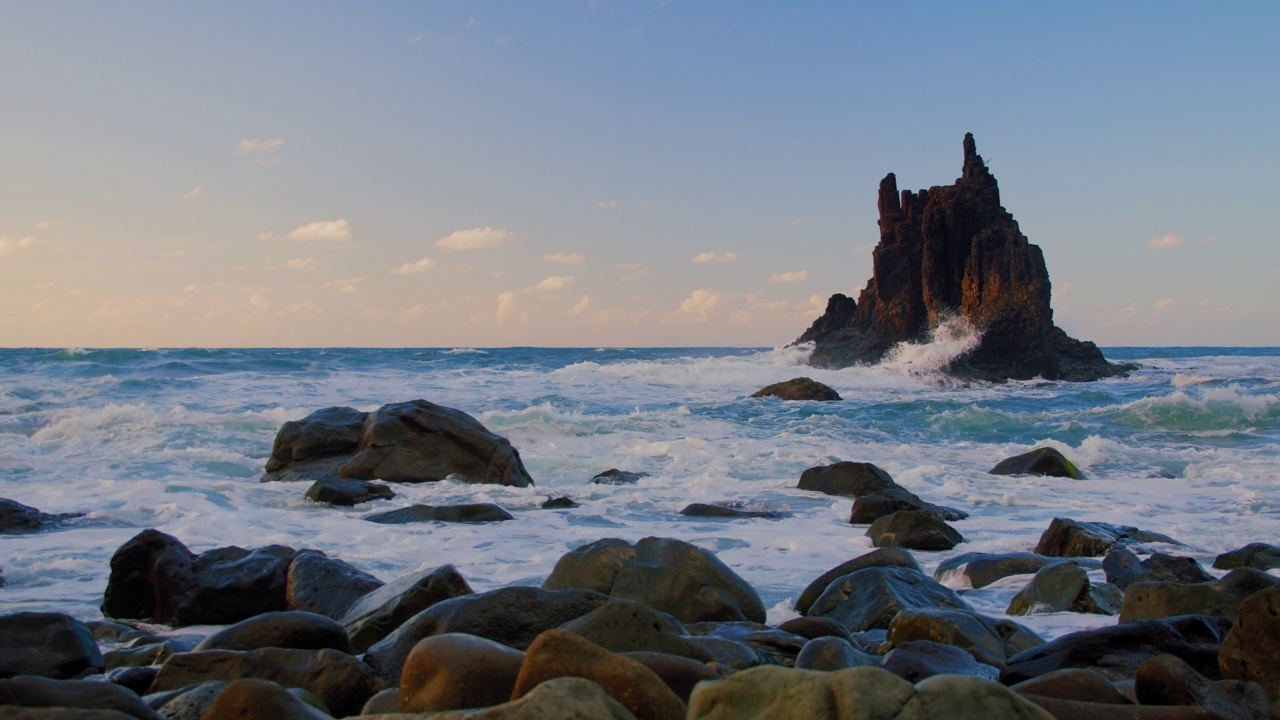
<box><xmin>1</xmin><ymin>2</ymin><xmax>1277</xmax><ymax>348</ymax></box>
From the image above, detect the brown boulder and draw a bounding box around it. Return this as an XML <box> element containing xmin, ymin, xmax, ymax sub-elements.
<box><xmin>340</xmin><ymin>564</ymin><xmax>472</xmax><ymax>652</ymax></box>
<box><xmin>425</xmin><ymin>677</ymin><xmax>638</xmax><ymax>720</ymax></box>
<box><xmin>193</xmin><ymin>611</ymin><xmax>352</xmax><ymax>654</ymax></box>
<box><xmin>1219</xmin><ymin>587</ymin><xmax>1280</xmax><ymax>697</ymax></box>
<box><xmin>559</xmin><ymin>599</ymin><xmax>712</xmax><ymax>662</ymax></box>
<box><xmin>1035</xmin><ymin>518</ymin><xmax>1180</xmax><ymax>558</ymax></box>
<box><xmin>1011</xmin><ymin>667</ymin><xmax>1133</xmax><ymax>705</ymax></box>
<box><xmin>867</xmin><ymin>511</ymin><xmax>963</xmax><ymax>551</ymax></box>
<box><xmin>398</xmin><ymin>633</ymin><xmax>524</xmax><ymax>713</ymax></box>
<box><xmin>1136</xmin><ymin>654</ymin><xmax>1273</xmax><ymax>720</ymax></box>
<box><xmin>1119</xmin><ymin>568</ymin><xmax>1280</xmax><ymax>623</ymax></box>
<box><xmin>621</xmin><ymin>652</ymin><xmax>723</xmax><ymax>703</ymax></box>
<box><xmin>197</xmin><ymin>678</ymin><xmax>333</xmax><ymax>720</ymax></box>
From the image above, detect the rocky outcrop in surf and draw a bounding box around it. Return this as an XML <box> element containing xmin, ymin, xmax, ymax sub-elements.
<box><xmin>798</xmin><ymin>133</ymin><xmax>1132</xmax><ymax>382</ymax></box>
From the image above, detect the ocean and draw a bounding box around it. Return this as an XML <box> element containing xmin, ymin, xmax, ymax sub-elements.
<box><xmin>1</xmin><ymin>343</ymin><xmax>1278</xmax><ymax>641</ymax></box>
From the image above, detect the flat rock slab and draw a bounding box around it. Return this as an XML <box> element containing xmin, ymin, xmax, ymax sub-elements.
<box><xmin>679</xmin><ymin>503</ymin><xmax>786</xmax><ymax>519</ymax></box>
<box><xmin>751</xmin><ymin>377</ymin><xmax>841</xmax><ymax>401</ymax></box>
<box><xmin>363</xmin><ymin>503</ymin><xmax>514</xmax><ymax>524</ymax></box>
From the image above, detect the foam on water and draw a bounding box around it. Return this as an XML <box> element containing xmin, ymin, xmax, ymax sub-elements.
<box><xmin>1</xmin><ymin>345</ymin><xmax>1278</xmax><ymax>640</ymax></box>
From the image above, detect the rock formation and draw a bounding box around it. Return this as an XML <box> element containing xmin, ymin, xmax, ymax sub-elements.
<box><xmin>797</xmin><ymin>134</ymin><xmax>1132</xmax><ymax>382</ymax></box>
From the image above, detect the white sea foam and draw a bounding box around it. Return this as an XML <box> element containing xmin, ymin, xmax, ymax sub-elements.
<box><xmin>879</xmin><ymin>315</ymin><xmax>983</xmax><ymax>379</ymax></box>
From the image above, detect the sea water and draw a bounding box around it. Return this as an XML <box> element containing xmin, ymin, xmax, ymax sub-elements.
<box><xmin>1</xmin><ymin>343</ymin><xmax>1277</xmax><ymax>641</ymax></box>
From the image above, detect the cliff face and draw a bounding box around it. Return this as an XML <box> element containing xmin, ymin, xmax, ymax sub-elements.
<box><xmin>800</xmin><ymin>134</ymin><xmax>1130</xmax><ymax>381</ymax></box>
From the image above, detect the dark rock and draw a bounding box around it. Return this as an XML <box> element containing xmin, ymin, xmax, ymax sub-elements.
<box><xmin>794</xmin><ymin>636</ymin><xmax>878</xmax><ymax>671</ymax></box>
<box><xmin>193</xmin><ymin>610</ymin><xmax>352</xmax><ymax>654</ymax></box>
<box><xmin>560</xmin><ymin>599</ymin><xmax>712</xmax><ymax>662</ymax></box>
<box><xmin>799</xmin><ymin>133</ymin><xmax>1132</xmax><ymax>383</ymax></box>
<box><xmin>1104</xmin><ymin>548</ymin><xmax>1215</xmax><ymax>591</ymax></box>
<box><xmin>148</xmin><ymin>647</ymin><xmax>382</xmax><ymax>718</ymax></box>
<box><xmin>684</xmin><ymin>621</ymin><xmax>808</xmax><ymax>667</ymax></box>
<box><xmin>1218</xmin><ymin>587</ymin><xmax>1280</xmax><ymax>697</ymax></box>
<box><xmin>196</xmin><ymin>678</ymin><xmax>332</xmax><ymax>720</ymax></box>
<box><xmin>0</xmin><ymin>498</ymin><xmax>82</xmax><ymax>534</ymax></box>
<box><xmin>867</xmin><ymin>510</ymin><xmax>964</xmax><ymax>551</ymax></box>
<box><xmin>591</xmin><ymin>469</ymin><xmax>649</xmax><ymax>485</ymax></box>
<box><xmin>679</xmin><ymin>503</ymin><xmax>784</xmax><ymax>519</ymax></box>
<box><xmin>1214</xmin><ymin>543</ymin><xmax>1280</xmax><ymax>571</ymax></box>
<box><xmin>1120</xmin><ymin>568</ymin><xmax>1280</xmax><ymax>623</ymax></box>
<box><xmin>339</xmin><ymin>564</ymin><xmax>472</xmax><ymax>653</ymax></box>
<box><xmin>796</xmin><ymin>461</ymin><xmax>896</xmax><ymax>498</ymax></box>
<box><xmin>542</xmin><ymin>496</ymin><xmax>579</xmax><ymax>509</ymax></box>
<box><xmin>686</xmin><ymin>635</ymin><xmax>761</xmax><ymax>670</ymax></box>
<box><xmin>361</xmin><ymin>687</ymin><xmax>399</xmax><ymax>714</ymax></box>
<box><xmin>285</xmin><ymin>550</ymin><xmax>383</xmax><ymax>620</ymax></box>
<box><xmin>511</xmin><ymin>629</ymin><xmax>686</xmax><ymax>720</ymax></box>
<box><xmin>808</xmin><ymin>566</ymin><xmax>972</xmax><ymax>632</ymax></box>
<box><xmin>1136</xmin><ymin>653</ymin><xmax>1273</xmax><ymax>720</ymax></box>
<box><xmin>363</xmin><ymin>502</ymin><xmax>514</xmax><ymax>524</ymax></box>
<box><xmin>261</xmin><ymin>405</ymin><xmax>367</xmax><ymax>483</ymax></box>
<box><xmin>398</xmin><ymin>633</ymin><xmax>524</xmax><ymax>713</ymax></box>
<box><xmin>1035</xmin><ymin>517</ymin><xmax>1181</xmax><ymax>558</ymax></box>
<box><xmin>777</xmin><ymin>616</ymin><xmax>857</xmax><ymax>644</ymax></box>
<box><xmin>362</xmin><ymin>586</ymin><xmax>610</xmax><ymax>683</ymax></box>
<box><xmin>106</xmin><ymin>666</ymin><xmax>158</xmax><ymax>696</ymax></box>
<box><xmin>795</xmin><ymin>293</ymin><xmax>857</xmax><ymax>346</ymax></box>
<box><xmin>1007</xmin><ymin>561</ymin><xmax>1122</xmax><ymax>616</ymax></box>
<box><xmin>934</xmin><ymin>552</ymin><xmax>1068</xmax><ymax>590</ymax></box>
<box><xmin>621</xmin><ymin>651</ymin><xmax>724</xmax><ymax>704</ymax></box>
<box><xmin>104</xmin><ymin>637</ymin><xmax>199</xmax><ymax>670</ymax></box>
<box><xmin>429</xmin><ymin>676</ymin><xmax>639</xmax><ymax>720</ymax></box>
<box><xmin>989</xmin><ymin>447</ymin><xmax>1084</xmax><ymax>479</ymax></box>
<box><xmin>1001</xmin><ymin>614</ymin><xmax>1234</xmax><ymax>684</ymax></box>
<box><xmin>0</xmin><ymin>676</ymin><xmax>159</xmax><ymax>720</ymax></box>
<box><xmin>101</xmin><ymin>529</ymin><xmax>296</xmax><ymax>626</ymax></box>
<box><xmin>750</xmin><ymin>377</ymin><xmax>841</xmax><ymax>401</ymax></box>
<box><xmin>0</xmin><ymin>612</ymin><xmax>103</xmax><ymax>680</ymax></box>
<box><xmin>849</xmin><ymin>490</ymin><xmax>967</xmax><ymax>524</ymax></box>
<box><xmin>145</xmin><ymin>681</ymin><xmax>226</xmax><ymax>720</ymax></box>
<box><xmin>880</xmin><ymin>640</ymin><xmax>1000</xmax><ymax>683</ymax></box>
<box><xmin>795</xmin><ymin>547</ymin><xmax>923</xmax><ymax>616</ymax></box>
<box><xmin>887</xmin><ymin>608</ymin><xmax>1041</xmax><ymax>669</ymax></box>
<box><xmin>542</xmin><ymin>536</ymin><xmax>765</xmax><ymax>625</ymax></box>
<box><xmin>1012</xmin><ymin>667</ymin><xmax>1133</xmax><ymax>704</ymax></box>
<box><xmin>303</xmin><ymin>477</ymin><xmax>394</xmax><ymax>506</ymax></box>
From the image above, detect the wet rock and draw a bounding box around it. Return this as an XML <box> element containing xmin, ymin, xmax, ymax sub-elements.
<box><xmin>867</xmin><ymin>510</ymin><xmax>964</xmax><ymax>551</ymax></box>
<box><xmin>285</xmin><ymin>550</ymin><xmax>384</xmax><ymax>620</ymax></box>
<box><xmin>1218</xmin><ymin>587</ymin><xmax>1280</xmax><ymax>697</ymax></box>
<box><xmin>989</xmin><ymin>447</ymin><xmax>1084</xmax><ymax>479</ymax></box>
<box><xmin>1035</xmin><ymin>517</ymin><xmax>1180</xmax><ymax>558</ymax></box>
<box><xmin>542</xmin><ymin>496</ymin><xmax>579</xmax><ymax>509</ymax></box>
<box><xmin>1104</xmin><ymin>548</ymin><xmax>1215</xmax><ymax>591</ymax></box>
<box><xmin>880</xmin><ymin>639</ymin><xmax>1000</xmax><ymax>683</ymax></box>
<box><xmin>796</xmin><ymin>461</ymin><xmax>896</xmax><ymax>498</ymax></box>
<box><xmin>0</xmin><ymin>612</ymin><xmax>103</xmax><ymax>680</ymax></box>
<box><xmin>679</xmin><ymin>503</ymin><xmax>785</xmax><ymax>519</ymax></box>
<box><xmin>193</xmin><ymin>611</ymin><xmax>352</xmax><ymax>654</ymax></box>
<box><xmin>361</xmin><ymin>687</ymin><xmax>399</xmax><ymax>714</ymax></box>
<box><xmin>197</xmin><ymin>678</ymin><xmax>332</xmax><ymax>720</ymax></box>
<box><xmin>1119</xmin><ymin>568</ymin><xmax>1280</xmax><ymax>623</ymax></box>
<box><xmin>0</xmin><ymin>676</ymin><xmax>159</xmax><ymax>719</ymax></box>
<box><xmin>1007</xmin><ymin>561</ymin><xmax>1122</xmax><ymax>616</ymax></box>
<box><xmin>777</xmin><ymin>616</ymin><xmax>857</xmax><ymax>644</ymax></box>
<box><xmin>934</xmin><ymin>552</ymin><xmax>1068</xmax><ymax>590</ymax></box>
<box><xmin>87</xmin><ymin>621</ymin><xmax>148</xmax><ymax>645</ymax></box>
<box><xmin>686</xmin><ymin>636</ymin><xmax>760</xmax><ymax>669</ymax></box>
<box><xmin>849</xmin><ymin>490</ymin><xmax>967</xmax><ymax>524</ymax></box>
<box><xmin>106</xmin><ymin>666</ymin><xmax>158</xmax><ymax>696</ymax></box>
<box><xmin>261</xmin><ymin>406</ymin><xmax>367</xmax><ymax>483</ymax></box>
<box><xmin>363</xmin><ymin>502</ymin><xmax>514</xmax><ymax>524</ymax></box>
<box><xmin>794</xmin><ymin>547</ymin><xmax>922</xmax><ymax>615</ymax></box>
<box><xmin>104</xmin><ymin>636</ymin><xmax>199</xmax><ymax>670</ymax></box>
<box><xmin>794</xmin><ymin>636</ymin><xmax>878</xmax><ymax>671</ymax></box>
<box><xmin>303</xmin><ymin>477</ymin><xmax>394</xmax><ymax>506</ymax></box>
<box><xmin>685</xmin><ymin>622</ymin><xmax>808</xmax><ymax>667</ymax></box>
<box><xmin>559</xmin><ymin>598</ymin><xmax>712</xmax><ymax>662</ymax></box>
<box><xmin>100</xmin><ymin>529</ymin><xmax>296</xmax><ymax>626</ymax></box>
<box><xmin>148</xmin><ymin>647</ymin><xmax>381</xmax><ymax>717</ymax></box>
<box><xmin>1011</xmin><ymin>667</ymin><xmax>1133</xmax><ymax>704</ymax></box>
<box><xmin>807</xmin><ymin>566</ymin><xmax>971</xmax><ymax>632</ymax></box>
<box><xmin>428</xmin><ymin>676</ymin><xmax>639</xmax><ymax>720</ymax></box>
<box><xmin>340</xmin><ymin>564</ymin><xmax>472</xmax><ymax>653</ymax></box>
<box><xmin>1001</xmin><ymin>614</ymin><xmax>1234</xmax><ymax>684</ymax></box>
<box><xmin>145</xmin><ymin>680</ymin><xmax>226</xmax><ymax>720</ymax></box>
<box><xmin>1136</xmin><ymin>653</ymin><xmax>1272</xmax><ymax>720</ymax></box>
<box><xmin>1213</xmin><ymin>543</ymin><xmax>1280</xmax><ymax>572</ymax></box>
<box><xmin>398</xmin><ymin>633</ymin><xmax>524</xmax><ymax>713</ymax></box>
<box><xmin>512</xmin><ymin>629</ymin><xmax>685</xmax><ymax>720</ymax></box>
<box><xmin>886</xmin><ymin>608</ymin><xmax>1041</xmax><ymax>669</ymax></box>
<box><xmin>750</xmin><ymin>377</ymin><xmax>841</xmax><ymax>401</ymax></box>
<box><xmin>0</xmin><ymin>498</ymin><xmax>82</xmax><ymax>534</ymax></box>
<box><xmin>542</xmin><ymin>536</ymin><xmax>765</xmax><ymax>625</ymax></box>
<box><xmin>591</xmin><ymin>469</ymin><xmax>649</xmax><ymax>485</ymax></box>
<box><xmin>362</xmin><ymin>586</ymin><xmax>609</xmax><ymax>683</ymax></box>
<box><xmin>621</xmin><ymin>652</ymin><xmax>724</xmax><ymax>704</ymax></box>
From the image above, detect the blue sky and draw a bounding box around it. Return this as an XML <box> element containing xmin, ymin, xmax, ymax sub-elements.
<box><xmin>1</xmin><ymin>2</ymin><xmax>1277</xmax><ymax>346</ymax></box>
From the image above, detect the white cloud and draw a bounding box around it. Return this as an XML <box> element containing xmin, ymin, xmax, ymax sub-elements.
<box><xmin>570</xmin><ymin>294</ymin><xmax>592</xmax><ymax>315</ymax></box>
<box><xmin>35</xmin><ymin>220</ymin><xmax>64</xmax><ymax>230</ymax></box>
<box><xmin>399</xmin><ymin>304</ymin><xmax>425</xmax><ymax>321</ymax></box>
<box><xmin>256</xmin><ymin>231</ymin><xmax>275</xmax><ymax>241</ymax></box>
<box><xmin>285</xmin><ymin>257</ymin><xmax>316</xmax><ymax>270</ymax></box>
<box><xmin>391</xmin><ymin>257</ymin><xmax>435</xmax><ymax>275</ymax></box>
<box><xmin>595</xmin><ymin>200</ymin><xmax>618</xmax><ymax>209</ymax></box>
<box><xmin>544</xmin><ymin>252</ymin><xmax>585</xmax><ymax>265</ymax></box>
<box><xmin>495</xmin><ymin>291</ymin><xmax>517</xmax><ymax>323</ymax></box>
<box><xmin>286</xmin><ymin>220</ymin><xmax>352</xmax><ymax>242</ymax></box>
<box><xmin>1154</xmin><ymin>297</ymin><xmax>1176</xmax><ymax>312</ymax></box>
<box><xmin>322</xmin><ymin>277</ymin><xmax>365</xmax><ymax>294</ymax></box>
<box><xmin>1121</xmin><ymin>303</ymin><xmax>1138</xmax><ymax>315</ymax></box>
<box><xmin>237</xmin><ymin>138</ymin><xmax>285</xmax><ymax>154</ymax></box>
<box><xmin>768</xmin><ymin>270</ymin><xmax>810</xmax><ymax>284</ymax></box>
<box><xmin>530</xmin><ymin>276</ymin><xmax>574</xmax><ymax>293</ymax></box>
<box><xmin>435</xmin><ymin>226</ymin><xmax>512</xmax><ymax>251</ymax></box>
<box><xmin>0</xmin><ymin>236</ymin><xmax>37</xmax><ymax>255</ymax></box>
<box><xmin>181</xmin><ymin>185</ymin><xmax>204</xmax><ymax>200</ymax></box>
<box><xmin>1148</xmin><ymin>233</ymin><xmax>1183</xmax><ymax>250</ymax></box>
<box><xmin>679</xmin><ymin>288</ymin><xmax>721</xmax><ymax>317</ymax></box>
<box><xmin>692</xmin><ymin>251</ymin><xmax>738</xmax><ymax>264</ymax></box>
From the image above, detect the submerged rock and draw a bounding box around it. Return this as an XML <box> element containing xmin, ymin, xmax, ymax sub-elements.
<box><xmin>363</xmin><ymin>503</ymin><xmax>514</xmax><ymax>524</ymax></box>
<box><xmin>679</xmin><ymin>503</ymin><xmax>785</xmax><ymax>519</ymax></box>
<box><xmin>1213</xmin><ymin>542</ymin><xmax>1280</xmax><ymax>571</ymax></box>
<box><xmin>591</xmin><ymin>469</ymin><xmax>649</xmax><ymax>485</ymax></box>
<box><xmin>0</xmin><ymin>498</ymin><xmax>82</xmax><ymax>534</ymax></box>
<box><xmin>1035</xmin><ymin>517</ymin><xmax>1180</xmax><ymax>558</ymax></box>
<box><xmin>800</xmin><ymin>461</ymin><xmax>966</xmax><ymax>521</ymax></box>
<box><xmin>750</xmin><ymin>377</ymin><xmax>841</xmax><ymax>401</ymax></box>
<box><xmin>867</xmin><ymin>510</ymin><xmax>963</xmax><ymax>551</ymax></box>
<box><xmin>303</xmin><ymin>477</ymin><xmax>394</xmax><ymax>506</ymax></box>
<box><xmin>989</xmin><ymin>447</ymin><xmax>1084</xmax><ymax>479</ymax></box>
<box><xmin>542</xmin><ymin>496</ymin><xmax>580</xmax><ymax>509</ymax></box>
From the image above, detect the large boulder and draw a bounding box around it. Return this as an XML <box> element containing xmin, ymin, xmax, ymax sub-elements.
<box><xmin>0</xmin><ymin>676</ymin><xmax>159</xmax><ymax>720</ymax></box>
<box><xmin>340</xmin><ymin>564</ymin><xmax>472</xmax><ymax>652</ymax></box>
<box><xmin>1010</xmin><ymin>667</ymin><xmax>1133</xmax><ymax>705</ymax></box>
<box><xmin>989</xmin><ymin>447</ymin><xmax>1084</xmax><ymax>479</ymax></box>
<box><xmin>1035</xmin><ymin>517</ymin><xmax>1180</xmax><ymax>558</ymax></box>
<box><xmin>559</xmin><ymin>599</ymin><xmax>713</xmax><ymax>662</ymax></box>
<box><xmin>794</xmin><ymin>636</ymin><xmax>878</xmax><ymax>671</ymax></box>
<box><xmin>0</xmin><ymin>498</ymin><xmax>82</xmax><ymax>534</ymax></box>
<box><xmin>1006</xmin><ymin>561</ymin><xmax>1122</xmax><ymax>616</ymax></box>
<box><xmin>751</xmin><ymin>378</ymin><xmax>841</xmax><ymax>401</ymax></box>
<box><xmin>426</xmin><ymin>676</ymin><xmax>638</xmax><ymax>720</ymax></box>
<box><xmin>542</xmin><ymin>537</ymin><xmax>765</xmax><ymax>625</ymax></box>
<box><xmin>1103</xmin><ymin>548</ymin><xmax>1215</xmax><ymax>591</ymax></box>
<box><xmin>1213</xmin><ymin>543</ymin><xmax>1280</xmax><ymax>571</ymax></box>
<box><xmin>879</xmin><ymin>640</ymin><xmax>1000</xmax><ymax>683</ymax></box>
<box><xmin>886</xmin><ymin>608</ymin><xmax>1043</xmax><ymax>669</ymax></box>
<box><xmin>1218</xmin><ymin>587</ymin><xmax>1280</xmax><ymax>697</ymax></box>
<box><xmin>285</xmin><ymin>550</ymin><xmax>384</xmax><ymax>620</ymax></box>
<box><xmin>621</xmin><ymin>652</ymin><xmax>724</xmax><ymax>704</ymax></box>
<box><xmin>798</xmin><ymin>133</ymin><xmax>1131</xmax><ymax>383</ymax></box>
<box><xmin>806</xmin><ymin>566</ymin><xmax>971</xmax><ymax>632</ymax></box>
<box><xmin>934</xmin><ymin>552</ymin><xmax>1066</xmax><ymax>590</ymax></box>
<box><xmin>363</xmin><ymin>503</ymin><xmax>514</xmax><ymax>524</ymax></box>
<box><xmin>261</xmin><ymin>405</ymin><xmax>367</xmax><ymax>483</ymax></box>
<box><xmin>193</xmin><ymin>611</ymin><xmax>353</xmax><ymax>654</ymax></box>
<box><xmin>1119</xmin><ymin>568</ymin><xmax>1280</xmax><ymax>623</ymax></box>
<box><xmin>196</xmin><ymin>678</ymin><xmax>332</xmax><ymax>720</ymax></box>
<box><xmin>684</xmin><ymin>622</ymin><xmax>808</xmax><ymax>667</ymax></box>
<box><xmin>0</xmin><ymin>612</ymin><xmax>103</xmax><ymax>680</ymax></box>
<box><xmin>867</xmin><ymin>511</ymin><xmax>963</xmax><ymax>551</ymax></box>
<box><xmin>398</xmin><ymin>633</ymin><xmax>525</xmax><ymax>713</ymax></box>
<box><xmin>794</xmin><ymin>548</ymin><xmax>922</xmax><ymax>615</ymax></box>
<box><xmin>796</xmin><ymin>461</ymin><xmax>897</xmax><ymax>498</ymax></box>
<box><xmin>1135</xmin><ymin>654</ymin><xmax>1274</xmax><ymax>720</ymax></box>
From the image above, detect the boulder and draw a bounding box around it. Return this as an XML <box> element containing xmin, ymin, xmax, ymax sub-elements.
<box><xmin>363</xmin><ymin>503</ymin><xmax>514</xmax><ymax>524</ymax></box>
<box><xmin>620</xmin><ymin>652</ymin><xmax>723</xmax><ymax>703</ymax></box>
<box><xmin>794</xmin><ymin>636</ymin><xmax>878</xmax><ymax>671</ymax></box>
<box><xmin>1001</xmin><ymin>614</ymin><xmax>1235</xmax><ymax>684</ymax></box>
<box><xmin>303</xmin><ymin>477</ymin><xmax>394</xmax><ymax>506</ymax></box>
<box><xmin>879</xmin><ymin>640</ymin><xmax>1000</xmax><ymax>683</ymax></box>
<box><xmin>1218</xmin><ymin>587</ymin><xmax>1280</xmax><ymax>697</ymax></box>
<box><xmin>900</xmin><ymin>674</ymin><xmax>1056</xmax><ymax>720</ymax></box>
<box><xmin>777</xmin><ymin>616</ymin><xmax>857</xmax><ymax>644</ymax></box>
<box><xmin>1011</xmin><ymin>667</ymin><xmax>1133</xmax><ymax>705</ymax></box>
<box><xmin>1006</xmin><ymin>561</ymin><xmax>1122</xmax><ymax>616</ymax></box>
<box><xmin>542</xmin><ymin>537</ymin><xmax>766</xmax><ymax>625</ymax></box>
<box><xmin>0</xmin><ymin>612</ymin><xmax>102</xmax><ymax>680</ymax></box>
<box><xmin>336</xmin><ymin>400</ymin><xmax>535</xmax><ymax>486</ymax></box>
<box><xmin>86</xmin><ymin>621</ymin><xmax>148</xmax><ymax>645</ymax></box>
<box><xmin>1136</xmin><ymin>654</ymin><xmax>1273</xmax><ymax>720</ymax></box>
<box><xmin>794</xmin><ymin>547</ymin><xmax>922</xmax><ymax>615</ymax></box>
<box><xmin>850</xmin><ymin>490</ymin><xmax>967</xmax><ymax>524</ymax></box>
<box><xmin>0</xmin><ymin>498</ymin><xmax>81</xmax><ymax>534</ymax></box>
<box><xmin>0</xmin><ymin>677</ymin><xmax>159</xmax><ymax>720</ymax></box>
<box><xmin>684</xmin><ymin>622</ymin><xmax>808</xmax><ymax>667</ymax></box>
<box><xmin>1035</xmin><ymin>518</ymin><xmax>1180</xmax><ymax>558</ymax></box>
<box><xmin>750</xmin><ymin>378</ymin><xmax>841</xmax><ymax>401</ymax></box>
<box><xmin>1213</xmin><ymin>543</ymin><xmax>1280</xmax><ymax>572</ymax></box>
<box><xmin>104</xmin><ymin>636</ymin><xmax>200</xmax><ymax>670</ymax></box>
<box><xmin>340</xmin><ymin>564</ymin><xmax>472</xmax><ymax>652</ymax></box>
<box><xmin>148</xmin><ymin>647</ymin><xmax>382</xmax><ymax>717</ymax></box>
<box><xmin>807</xmin><ymin>566</ymin><xmax>971</xmax><ymax>632</ymax></box>
<box><xmin>261</xmin><ymin>405</ymin><xmax>367</xmax><ymax>483</ymax></box>
<box><xmin>361</xmin><ymin>586</ymin><xmax>609</xmax><ymax>683</ymax></box>
<box><xmin>193</xmin><ymin>611</ymin><xmax>352</xmax><ymax>654</ymax></box>
<box><xmin>679</xmin><ymin>503</ymin><xmax>784</xmax><ymax>519</ymax></box>
<box><xmin>685</xmin><ymin>636</ymin><xmax>761</xmax><ymax>670</ymax></box>
<box><xmin>559</xmin><ymin>599</ymin><xmax>713</xmax><ymax>662</ymax></box>
<box><xmin>398</xmin><ymin>633</ymin><xmax>524</xmax><ymax>713</ymax></box>
<box><xmin>934</xmin><ymin>552</ymin><xmax>1065</xmax><ymax>590</ymax></box>
<box><xmin>100</xmin><ymin>529</ymin><xmax>296</xmax><ymax>626</ymax></box>
<box><xmin>510</xmin><ymin>630</ymin><xmax>686</xmax><ymax>720</ymax></box>
<box><xmin>1119</xmin><ymin>568</ymin><xmax>1280</xmax><ymax>623</ymax></box>
<box><xmin>425</xmin><ymin>676</ymin><xmax>638</xmax><ymax>720</ymax></box>
<box><xmin>886</xmin><ymin>608</ymin><xmax>1041</xmax><ymax>669</ymax></box>
<box><xmin>1103</xmin><ymin>548</ymin><xmax>1215</xmax><ymax>591</ymax></box>
<box><xmin>867</xmin><ymin>511</ymin><xmax>964</xmax><ymax>551</ymax></box>
<box><xmin>196</xmin><ymin>678</ymin><xmax>333</xmax><ymax>720</ymax></box>
<box><xmin>145</xmin><ymin>681</ymin><xmax>226</xmax><ymax>720</ymax></box>
<box><xmin>543</xmin><ymin>496</ymin><xmax>580</xmax><ymax>509</ymax></box>
<box><xmin>106</xmin><ymin>666</ymin><xmax>157</xmax><ymax>696</ymax></box>
<box><xmin>796</xmin><ymin>461</ymin><xmax>897</xmax><ymax>498</ymax></box>
<box><xmin>361</xmin><ymin>688</ymin><xmax>399</xmax><ymax>714</ymax></box>
<box><xmin>989</xmin><ymin>447</ymin><xmax>1084</xmax><ymax>479</ymax></box>
<box><xmin>591</xmin><ymin>469</ymin><xmax>648</xmax><ymax>485</ymax></box>
<box><xmin>285</xmin><ymin>550</ymin><xmax>384</xmax><ymax>620</ymax></box>
<box><xmin>798</xmin><ymin>133</ymin><xmax>1131</xmax><ymax>383</ymax></box>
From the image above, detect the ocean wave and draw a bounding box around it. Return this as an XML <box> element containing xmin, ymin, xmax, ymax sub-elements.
<box><xmin>1108</xmin><ymin>384</ymin><xmax>1280</xmax><ymax>432</ymax></box>
<box><xmin>443</xmin><ymin>348</ymin><xmax>487</xmax><ymax>355</ymax></box>
<box><xmin>878</xmin><ymin>315</ymin><xmax>983</xmax><ymax>382</ymax></box>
